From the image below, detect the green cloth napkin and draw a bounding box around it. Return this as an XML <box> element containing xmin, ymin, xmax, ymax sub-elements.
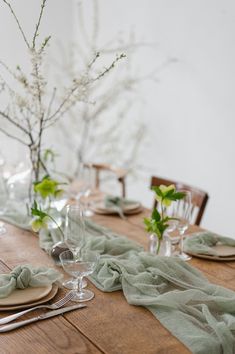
<box><xmin>184</xmin><ymin>232</ymin><xmax>235</xmax><ymax>255</ymax></box>
<box><xmin>2</xmin><ymin>201</ymin><xmax>235</xmax><ymax>353</ymax></box>
<box><xmin>0</xmin><ymin>264</ymin><xmax>61</xmax><ymax>298</ymax></box>
<box><xmin>104</xmin><ymin>195</ymin><xmax>139</xmax><ymax>219</ymax></box>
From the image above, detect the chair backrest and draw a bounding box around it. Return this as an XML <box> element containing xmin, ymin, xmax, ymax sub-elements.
<box><xmin>85</xmin><ymin>163</ymin><xmax>127</xmax><ymax>197</ymax></box>
<box><xmin>150</xmin><ymin>176</ymin><xmax>209</xmax><ymax>226</ymax></box>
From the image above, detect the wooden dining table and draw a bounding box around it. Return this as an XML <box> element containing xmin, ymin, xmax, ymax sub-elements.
<box><xmin>0</xmin><ymin>207</ymin><xmax>235</xmax><ymax>354</ymax></box>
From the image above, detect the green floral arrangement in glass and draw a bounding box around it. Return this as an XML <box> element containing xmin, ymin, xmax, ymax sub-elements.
<box><xmin>31</xmin><ymin>175</ymin><xmax>66</xmax><ymax>233</ymax></box>
<box><xmin>144</xmin><ymin>185</ymin><xmax>185</xmax><ymax>254</ymax></box>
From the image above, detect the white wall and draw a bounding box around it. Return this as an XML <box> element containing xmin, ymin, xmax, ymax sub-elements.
<box><xmin>89</xmin><ymin>0</ymin><xmax>235</xmax><ymax>237</ymax></box>
<box><xmin>0</xmin><ymin>0</ymin><xmax>235</xmax><ymax>237</ymax></box>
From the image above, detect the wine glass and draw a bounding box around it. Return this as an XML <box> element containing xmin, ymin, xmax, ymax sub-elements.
<box><xmin>63</xmin><ymin>203</ymin><xmax>87</xmax><ymax>289</ymax></box>
<box><xmin>173</xmin><ymin>190</ymin><xmax>192</xmax><ymax>261</ymax></box>
<box><xmin>76</xmin><ymin>162</ymin><xmax>94</xmax><ymax>217</ymax></box>
<box><xmin>0</xmin><ymin>166</ymin><xmax>7</xmax><ymax>236</ymax></box>
<box><xmin>64</xmin><ymin>203</ymin><xmax>85</xmax><ymax>254</ymax></box>
<box><xmin>60</xmin><ymin>249</ymin><xmax>99</xmax><ymax>302</ymax></box>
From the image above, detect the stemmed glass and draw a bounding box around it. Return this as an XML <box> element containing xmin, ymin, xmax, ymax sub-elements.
<box><xmin>0</xmin><ymin>156</ymin><xmax>7</xmax><ymax>236</ymax></box>
<box><xmin>60</xmin><ymin>249</ymin><xmax>99</xmax><ymax>302</ymax></box>
<box><xmin>76</xmin><ymin>162</ymin><xmax>94</xmax><ymax>217</ymax></box>
<box><xmin>63</xmin><ymin>203</ymin><xmax>87</xmax><ymax>289</ymax></box>
<box><xmin>173</xmin><ymin>190</ymin><xmax>192</xmax><ymax>261</ymax></box>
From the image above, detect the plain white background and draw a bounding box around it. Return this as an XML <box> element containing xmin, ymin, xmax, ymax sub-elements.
<box><xmin>0</xmin><ymin>0</ymin><xmax>234</xmax><ymax>237</ymax></box>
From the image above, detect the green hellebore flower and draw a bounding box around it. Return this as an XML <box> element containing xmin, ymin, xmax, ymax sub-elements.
<box><xmin>34</xmin><ymin>178</ymin><xmax>58</xmax><ymax>199</ymax></box>
<box><xmin>155</xmin><ymin>184</ymin><xmax>175</xmax><ymax>207</ymax></box>
<box><xmin>31</xmin><ymin>217</ymin><xmax>48</xmax><ymax>232</ymax></box>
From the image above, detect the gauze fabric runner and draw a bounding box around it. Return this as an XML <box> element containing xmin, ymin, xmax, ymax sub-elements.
<box><xmin>2</xmin><ymin>204</ymin><xmax>235</xmax><ymax>353</ymax></box>
<box><xmin>184</xmin><ymin>232</ymin><xmax>235</xmax><ymax>255</ymax></box>
<box><xmin>0</xmin><ymin>264</ymin><xmax>61</xmax><ymax>298</ymax></box>
<box><xmin>41</xmin><ymin>221</ymin><xmax>235</xmax><ymax>354</ymax></box>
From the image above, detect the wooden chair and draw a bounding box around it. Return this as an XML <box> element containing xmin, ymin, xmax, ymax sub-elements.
<box><xmin>85</xmin><ymin>163</ymin><xmax>127</xmax><ymax>197</ymax></box>
<box><xmin>151</xmin><ymin>176</ymin><xmax>209</xmax><ymax>225</ymax></box>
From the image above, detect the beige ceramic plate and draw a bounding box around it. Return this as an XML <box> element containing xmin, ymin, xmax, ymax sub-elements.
<box><xmin>93</xmin><ymin>206</ymin><xmax>143</xmax><ymax>216</ymax></box>
<box><xmin>188</xmin><ymin>252</ymin><xmax>235</xmax><ymax>261</ymax></box>
<box><xmin>0</xmin><ymin>284</ymin><xmax>58</xmax><ymax>311</ymax></box>
<box><xmin>92</xmin><ymin>201</ymin><xmax>142</xmax><ymax>215</ymax></box>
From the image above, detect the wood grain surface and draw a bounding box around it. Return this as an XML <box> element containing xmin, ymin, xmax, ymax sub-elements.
<box><xmin>0</xmin><ymin>208</ymin><xmax>234</xmax><ymax>354</ymax></box>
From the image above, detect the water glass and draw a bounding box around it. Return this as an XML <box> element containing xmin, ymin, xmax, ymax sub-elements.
<box><xmin>64</xmin><ymin>203</ymin><xmax>85</xmax><ymax>255</ymax></box>
<box><xmin>76</xmin><ymin>162</ymin><xmax>94</xmax><ymax>217</ymax></box>
<box><xmin>0</xmin><ymin>176</ymin><xmax>7</xmax><ymax>236</ymax></box>
<box><xmin>173</xmin><ymin>190</ymin><xmax>192</xmax><ymax>261</ymax></box>
<box><xmin>63</xmin><ymin>203</ymin><xmax>87</xmax><ymax>289</ymax></box>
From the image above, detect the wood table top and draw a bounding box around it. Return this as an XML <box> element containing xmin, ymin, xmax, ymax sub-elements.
<box><xmin>0</xmin><ymin>208</ymin><xmax>235</xmax><ymax>354</ymax></box>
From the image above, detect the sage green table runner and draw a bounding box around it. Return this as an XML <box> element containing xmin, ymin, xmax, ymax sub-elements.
<box><xmin>1</xmin><ymin>205</ymin><xmax>235</xmax><ymax>353</ymax></box>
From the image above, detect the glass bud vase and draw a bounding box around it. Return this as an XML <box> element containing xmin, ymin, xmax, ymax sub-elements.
<box><xmin>148</xmin><ymin>232</ymin><xmax>172</xmax><ymax>256</ymax></box>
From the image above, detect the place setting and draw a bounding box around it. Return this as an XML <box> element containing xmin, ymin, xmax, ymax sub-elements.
<box><xmin>90</xmin><ymin>195</ymin><xmax>143</xmax><ymax>219</ymax></box>
<box><xmin>183</xmin><ymin>231</ymin><xmax>235</xmax><ymax>261</ymax></box>
<box><xmin>0</xmin><ymin>204</ymin><xmax>101</xmax><ymax>331</ymax></box>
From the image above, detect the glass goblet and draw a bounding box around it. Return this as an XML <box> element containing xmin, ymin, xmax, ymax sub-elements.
<box><xmin>63</xmin><ymin>203</ymin><xmax>87</xmax><ymax>289</ymax></box>
<box><xmin>76</xmin><ymin>163</ymin><xmax>94</xmax><ymax>217</ymax></box>
<box><xmin>174</xmin><ymin>189</ymin><xmax>192</xmax><ymax>261</ymax></box>
<box><xmin>0</xmin><ymin>177</ymin><xmax>8</xmax><ymax>236</ymax></box>
<box><xmin>60</xmin><ymin>249</ymin><xmax>99</xmax><ymax>302</ymax></box>
<box><xmin>64</xmin><ymin>203</ymin><xmax>85</xmax><ymax>254</ymax></box>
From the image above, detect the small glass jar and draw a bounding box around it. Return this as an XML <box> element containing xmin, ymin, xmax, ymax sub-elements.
<box><xmin>148</xmin><ymin>232</ymin><xmax>172</xmax><ymax>256</ymax></box>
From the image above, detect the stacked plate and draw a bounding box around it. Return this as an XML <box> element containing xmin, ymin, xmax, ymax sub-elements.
<box><xmin>91</xmin><ymin>200</ymin><xmax>142</xmax><ymax>216</ymax></box>
<box><xmin>188</xmin><ymin>244</ymin><xmax>235</xmax><ymax>261</ymax></box>
<box><xmin>0</xmin><ymin>284</ymin><xmax>58</xmax><ymax>311</ymax></box>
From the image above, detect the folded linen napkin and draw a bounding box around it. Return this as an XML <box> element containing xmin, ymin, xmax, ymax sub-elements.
<box><xmin>184</xmin><ymin>232</ymin><xmax>235</xmax><ymax>256</ymax></box>
<box><xmin>104</xmin><ymin>195</ymin><xmax>139</xmax><ymax>219</ymax></box>
<box><xmin>0</xmin><ymin>264</ymin><xmax>62</xmax><ymax>299</ymax></box>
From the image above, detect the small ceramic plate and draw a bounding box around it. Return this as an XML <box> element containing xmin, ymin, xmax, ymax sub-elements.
<box><xmin>187</xmin><ymin>244</ymin><xmax>235</xmax><ymax>261</ymax></box>
<box><xmin>0</xmin><ymin>284</ymin><xmax>58</xmax><ymax>311</ymax></box>
<box><xmin>92</xmin><ymin>201</ymin><xmax>142</xmax><ymax>215</ymax></box>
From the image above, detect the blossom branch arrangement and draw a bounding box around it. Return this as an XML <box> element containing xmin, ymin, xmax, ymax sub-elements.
<box><xmin>0</xmin><ymin>0</ymin><xmax>125</xmax><ymax>196</ymax></box>
<box><xmin>144</xmin><ymin>185</ymin><xmax>185</xmax><ymax>254</ymax></box>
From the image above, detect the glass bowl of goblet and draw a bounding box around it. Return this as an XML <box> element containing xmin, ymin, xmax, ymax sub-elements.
<box><xmin>59</xmin><ymin>249</ymin><xmax>99</xmax><ymax>302</ymax></box>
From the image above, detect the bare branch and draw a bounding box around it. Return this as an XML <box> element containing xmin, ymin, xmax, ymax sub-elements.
<box><xmin>0</xmin><ymin>110</ymin><xmax>30</xmax><ymax>135</ymax></box>
<box><xmin>88</xmin><ymin>52</ymin><xmax>100</xmax><ymax>69</ymax></box>
<box><xmin>91</xmin><ymin>53</ymin><xmax>126</xmax><ymax>82</ymax></box>
<box><xmin>2</xmin><ymin>0</ymin><xmax>30</xmax><ymax>49</ymax></box>
<box><xmin>32</xmin><ymin>0</ymin><xmax>47</xmax><ymax>49</ymax></box>
<box><xmin>0</xmin><ymin>126</ymin><xmax>28</xmax><ymax>146</ymax></box>
<box><xmin>46</xmin><ymin>87</ymin><xmax>56</xmax><ymax>119</ymax></box>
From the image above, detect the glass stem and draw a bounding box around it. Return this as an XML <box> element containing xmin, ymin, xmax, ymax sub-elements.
<box><xmin>179</xmin><ymin>231</ymin><xmax>184</xmax><ymax>255</ymax></box>
<box><xmin>78</xmin><ymin>276</ymin><xmax>83</xmax><ymax>293</ymax></box>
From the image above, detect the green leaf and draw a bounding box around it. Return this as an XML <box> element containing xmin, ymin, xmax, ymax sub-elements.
<box><xmin>151</xmin><ymin>208</ymin><xmax>161</xmax><ymax>222</ymax></box>
<box><xmin>43</xmin><ymin>149</ymin><xmax>57</xmax><ymax>162</ymax></box>
<box><xmin>31</xmin><ymin>200</ymin><xmax>47</xmax><ymax>219</ymax></box>
<box><xmin>164</xmin><ymin>188</ymin><xmax>175</xmax><ymax>198</ymax></box>
<box><xmin>151</xmin><ymin>186</ymin><xmax>163</xmax><ymax>197</ymax></box>
<box><xmin>171</xmin><ymin>191</ymin><xmax>186</xmax><ymax>200</ymax></box>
